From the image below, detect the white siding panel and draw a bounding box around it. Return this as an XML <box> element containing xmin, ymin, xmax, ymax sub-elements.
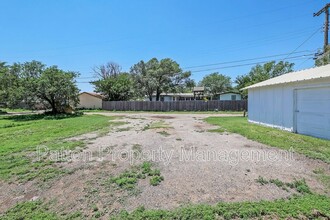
<box><xmin>272</xmin><ymin>86</ymin><xmax>283</xmax><ymax>127</ymax></box>
<box><xmin>296</xmin><ymin>87</ymin><xmax>330</xmax><ymax>139</ymax></box>
<box><xmin>248</xmin><ymin>78</ymin><xmax>330</xmax><ymax>139</ymax></box>
<box><xmin>282</xmin><ymin>85</ymin><xmax>294</xmax><ymax>130</ymax></box>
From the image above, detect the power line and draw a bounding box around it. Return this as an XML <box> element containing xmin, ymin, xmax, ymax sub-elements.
<box><xmin>76</xmin><ymin>51</ymin><xmax>317</xmax><ymax>80</ymax></box>
<box><xmin>76</xmin><ymin>53</ymin><xmax>315</xmax><ymax>83</ymax></box>
<box><xmin>183</xmin><ymin>50</ymin><xmax>315</xmax><ymax>69</ymax></box>
<box><xmin>282</xmin><ymin>27</ymin><xmax>322</xmax><ymax>61</ymax></box>
<box><xmin>295</xmin><ymin>57</ymin><xmax>314</xmax><ymax>69</ymax></box>
<box><xmin>187</xmin><ymin>54</ymin><xmax>315</xmax><ymax>74</ymax></box>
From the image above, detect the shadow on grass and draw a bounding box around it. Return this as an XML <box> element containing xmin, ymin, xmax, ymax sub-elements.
<box><xmin>1</xmin><ymin>112</ymin><xmax>84</xmax><ymax>121</ymax></box>
<box><xmin>0</xmin><ymin>110</ymin><xmax>8</xmax><ymax>115</ymax></box>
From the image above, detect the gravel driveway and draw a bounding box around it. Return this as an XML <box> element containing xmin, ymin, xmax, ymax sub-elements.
<box><xmin>1</xmin><ymin>112</ymin><xmax>328</xmax><ymax>218</ymax></box>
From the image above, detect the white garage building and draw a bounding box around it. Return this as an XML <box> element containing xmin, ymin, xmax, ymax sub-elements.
<box><xmin>244</xmin><ymin>64</ymin><xmax>330</xmax><ymax>140</ymax></box>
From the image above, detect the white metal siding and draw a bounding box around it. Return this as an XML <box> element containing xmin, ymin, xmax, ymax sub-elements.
<box><xmin>295</xmin><ymin>87</ymin><xmax>330</xmax><ymax>139</ymax></box>
<box><xmin>248</xmin><ymin>78</ymin><xmax>330</xmax><ymax>139</ymax></box>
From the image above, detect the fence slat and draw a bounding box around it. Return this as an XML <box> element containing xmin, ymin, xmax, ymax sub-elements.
<box><xmin>102</xmin><ymin>100</ymin><xmax>247</xmax><ymax>111</ymax></box>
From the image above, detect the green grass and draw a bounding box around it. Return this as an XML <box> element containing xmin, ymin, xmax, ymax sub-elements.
<box><xmin>108</xmin><ymin>162</ymin><xmax>164</xmax><ymax>189</ymax></box>
<box><xmin>0</xmin><ymin>108</ymin><xmax>33</xmax><ymax>113</ymax></box>
<box><xmin>111</xmin><ymin>194</ymin><xmax>330</xmax><ymax>220</ymax></box>
<box><xmin>143</xmin><ymin>120</ymin><xmax>171</xmax><ymax>131</ymax></box>
<box><xmin>0</xmin><ymin>113</ymin><xmax>119</xmax><ymax>182</ymax></box>
<box><xmin>256</xmin><ymin>177</ymin><xmax>312</xmax><ymax>194</ymax></box>
<box><xmin>205</xmin><ymin>117</ymin><xmax>330</xmax><ymax>163</ymax></box>
<box><xmin>3</xmin><ymin>194</ymin><xmax>330</xmax><ymax>220</ymax></box>
<box><xmin>313</xmin><ymin>168</ymin><xmax>330</xmax><ymax>193</ymax></box>
<box><xmin>1</xmin><ymin>200</ymin><xmax>83</xmax><ymax>220</ymax></box>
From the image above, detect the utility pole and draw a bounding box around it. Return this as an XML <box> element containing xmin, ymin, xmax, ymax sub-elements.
<box><xmin>314</xmin><ymin>3</ymin><xmax>330</xmax><ymax>51</ymax></box>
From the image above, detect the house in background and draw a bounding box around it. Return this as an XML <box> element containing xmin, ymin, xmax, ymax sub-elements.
<box><xmin>149</xmin><ymin>93</ymin><xmax>196</xmax><ymax>101</ymax></box>
<box><xmin>78</xmin><ymin>92</ymin><xmax>104</xmax><ymax>109</ymax></box>
<box><xmin>244</xmin><ymin>64</ymin><xmax>330</xmax><ymax>140</ymax></box>
<box><xmin>148</xmin><ymin>87</ymin><xmax>243</xmax><ymax>101</ymax></box>
<box><xmin>217</xmin><ymin>92</ymin><xmax>242</xmax><ymax>101</ymax></box>
<box><xmin>149</xmin><ymin>87</ymin><xmax>209</xmax><ymax>101</ymax></box>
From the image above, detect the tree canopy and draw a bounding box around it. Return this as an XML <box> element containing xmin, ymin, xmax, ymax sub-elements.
<box><xmin>131</xmin><ymin>58</ymin><xmax>192</xmax><ymax>101</ymax></box>
<box><xmin>91</xmin><ymin>62</ymin><xmax>134</xmax><ymax>101</ymax></box>
<box><xmin>235</xmin><ymin>61</ymin><xmax>294</xmax><ymax>98</ymax></box>
<box><xmin>0</xmin><ymin>61</ymin><xmax>80</xmax><ymax>113</ymax></box>
<box><xmin>198</xmin><ymin>72</ymin><xmax>232</xmax><ymax>99</ymax></box>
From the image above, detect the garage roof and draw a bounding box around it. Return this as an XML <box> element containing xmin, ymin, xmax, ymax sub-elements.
<box><xmin>243</xmin><ymin>64</ymin><xmax>330</xmax><ymax>90</ymax></box>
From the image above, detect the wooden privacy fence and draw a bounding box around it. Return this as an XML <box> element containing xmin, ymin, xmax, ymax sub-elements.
<box><xmin>102</xmin><ymin>100</ymin><xmax>247</xmax><ymax>112</ymax></box>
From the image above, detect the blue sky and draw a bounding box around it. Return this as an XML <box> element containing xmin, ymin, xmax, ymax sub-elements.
<box><xmin>0</xmin><ymin>0</ymin><xmax>326</xmax><ymax>92</ymax></box>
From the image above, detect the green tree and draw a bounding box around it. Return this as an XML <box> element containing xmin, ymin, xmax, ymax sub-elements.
<box><xmin>131</xmin><ymin>58</ymin><xmax>191</xmax><ymax>101</ymax></box>
<box><xmin>0</xmin><ymin>61</ymin><xmax>80</xmax><ymax>113</ymax></box>
<box><xmin>0</xmin><ymin>62</ymin><xmax>25</xmax><ymax>107</ymax></box>
<box><xmin>36</xmin><ymin>66</ymin><xmax>80</xmax><ymax>113</ymax></box>
<box><xmin>198</xmin><ymin>72</ymin><xmax>232</xmax><ymax>99</ymax></box>
<box><xmin>92</xmin><ymin>72</ymin><xmax>134</xmax><ymax>101</ymax></box>
<box><xmin>315</xmin><ymin>46</ymin><xmax>330</xmax><ymax>67</ymax></box>
<box><xmin>235</xmin><ymin>61</ymin><xmax>294</xmax><ymax>99</ymax></box>
<box><xmin>91</xmin><ymin>62</ymin><xmax>134</xmax><ymax>101</ymax></box>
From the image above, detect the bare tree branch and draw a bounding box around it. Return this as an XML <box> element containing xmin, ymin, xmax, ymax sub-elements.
<box><xmin>93</xmin><ymin>62</ymin><xmax>122</xmax><ymax>79</ymax></box>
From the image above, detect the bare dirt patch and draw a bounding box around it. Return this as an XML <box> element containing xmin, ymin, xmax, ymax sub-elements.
<box><xmin>1</xmin><ymin>112</ymin><xmax>329</xmax><ymax>219</ymax></box>
<box><xmin>150</xmin><ymin>115</ymin><xmax>176</xmax><ymax>119</ymax></box>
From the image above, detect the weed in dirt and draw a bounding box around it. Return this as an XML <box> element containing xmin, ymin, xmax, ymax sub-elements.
<box><xmin>313</xmin><ymin>168</ymin><xmax>330</xmax><ymax>192</ymax></box>
<box><xmin>116</xmin><ymin>127</ymin><xmax>132</xmax><ymax>132</ymax></box>
<box><xmin>256</xmin><ymin>176</ymin><xmax>311</xmax><ymax>194</ymax></box>
<box><xmin>109</xmin><ymin>162</ymin><xmax>164</xmax><ymax>189</ymax></box>
<box><xmin>176</xmin><ymin>138</ymin><xmax>182</xmax><ymax>141</ymax></box>
<box><xmin>143</xmin><ymin>120</ymin><xmax>170</xmax><ymax>131</ymax></box>
<box><xmin>132</xmin><ymin>144</ymin><xmax>142</xmax><ymax>153</ymax></box>
<box><xmin>157</xmin><ymin>131</ymin><xmax>170</xmax><ymax>137</ymax></box>
<box><xmin>4</xmin><ymin>194</ymin><xmax>330</xmax><ymax>219</ymax></box>
<box><xmin>256</xmin><ymin>176</ymin><xmax>268</xmax><ymax>185</ymax></box>
<box><xmin>150</xmin><ymin>176</ymin><xmax>164</xmax><ymax>186</ymax></box>
<box><xmin>111</xmin><ymin>194</ymin><xmax>330</xmax><ymax>220</ymax></box>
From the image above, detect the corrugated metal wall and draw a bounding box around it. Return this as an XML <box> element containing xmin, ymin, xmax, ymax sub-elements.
<box><xmin>247</xmin><ymin>78</ymin><xmax>330</xmax><ymax>132</ymax></box>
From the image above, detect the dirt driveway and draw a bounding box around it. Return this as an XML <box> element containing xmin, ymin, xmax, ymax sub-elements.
<box><xmin>1</xmin><ymin>112</ymin><xmax>329</xmax><ymax>218</ymax></box>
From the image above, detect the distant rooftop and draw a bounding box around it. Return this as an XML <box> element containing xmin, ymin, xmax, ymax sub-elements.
<box><xmin>193</xmin><ymin>87</ymin><xmax>206</xmax><ymax>92</ymax></box>
<box><xmin>80</xmin><ymin>92</ymin><xmax>105</xmax><ymax>99</ymax></box>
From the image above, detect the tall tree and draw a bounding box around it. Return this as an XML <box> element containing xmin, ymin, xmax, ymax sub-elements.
<box><xmin>0</xmin><ymin>61</ymin><xmax>80</xmax><ymax>113</ymax></box>
<box><xmin>198</xmin><ymin>72</ymin><xmax>232</xmax><ymax>99</ymax></box>
<box><xmin>131</xmin><ymin>58</ymin><xmax>192</xmax><ymax>101</ymax></box>
<box><xmin>36</xmin><ymin>66</ymin><xmax>80</xmax><ymax>113</ymax></box>
<box><xmin>235</xmin><ymin>61</ymin><xmax>294</xmax><ymax>98</ymax></box>
<box><xmin>93</xmin><ymin>62</ymin><xmax>121</xmax><ymax>79</ymax></box>
<box><xmin>0</xmin><ymin>62</ymin><xmax>25</xmax><ymax>107</ymax></box>
<box><xmin>92</xmin><ymin>72</ymin><xmax>134</xmax><ymax>101</ymax></box>
<box><xmin>91</xmin><ymin>62</ymin><xmax>134</xmax><ymax>101</ymax></box>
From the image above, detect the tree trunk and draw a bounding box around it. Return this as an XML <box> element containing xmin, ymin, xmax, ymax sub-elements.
<box><xmin>50</xmin><ymin>102</ymin><xmax>58</xmax><ymax>114</ymax></box>
<box><xmin>156</xmin><ymin>89</ymin><xmax>161</xmax><ymax>101</ymax></box>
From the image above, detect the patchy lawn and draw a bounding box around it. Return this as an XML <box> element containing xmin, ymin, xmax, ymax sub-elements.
<box><xmin>0</xmin><ymin>113</ymin><xmax>120</xmax><ymax>182</ymax></box>
<box><xmin>82</xmin><ymin>109</ymin><xmax>245</xmax><ymax>115</ymax></box>
<box><xmin>1</xmin><ymin>113</ymin><xmax>329</xmax><ymax>219</ymax></box>
<box><xmin>206</xmin><ymin>117</ymin><xmax>330</xmax><ymax>163</ymax></box>
<box><xmin>2</xmin><ymin>194</ymin><xmax>330</xmax><ymax>220</ymax></box>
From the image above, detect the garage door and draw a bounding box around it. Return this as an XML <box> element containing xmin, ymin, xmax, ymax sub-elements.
<box><xmin>295</xmin><ymin>87</ymin><xmax>330</xmax><ymax>140</ymax></box>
